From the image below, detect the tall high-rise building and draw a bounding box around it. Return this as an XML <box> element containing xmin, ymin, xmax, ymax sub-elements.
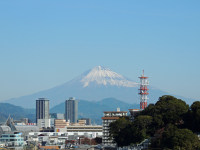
<box><xmin>65</xmin><ymin>97</ymin><xmax>78</xmax><ymax>123</ymax></box>
<box><xmin>36</xmin><ymin>98</ymin><xmax>49</xmax><ymax>123</ymax></box>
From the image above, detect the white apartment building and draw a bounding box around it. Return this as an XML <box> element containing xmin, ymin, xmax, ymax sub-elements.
<box><xmin>102</xmin><ymin>108</ymin><xmax>127</xmax><ymax>145</ymax></box>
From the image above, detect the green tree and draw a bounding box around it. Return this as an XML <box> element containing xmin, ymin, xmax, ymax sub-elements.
<box><xmin>183</xmin><ymin>101</ymin><xmax>200</xmax><ymax>132</ymax></box>
<box><xmin>141</xmin><ymin>95</ymin><xmax>189</xmax><ymax>129</ymax></box>
<box><xmin>109</xmin><ymin>115</ymin><xmax>153</xmax><ymax>147</ymax></box>
<box><xmin>133</xmin><ymin>115</ymin><xmax>153</xmax><ymax>138</ymax></box>
<box><xmin>109</xmin><ymin>95</ymin><xmax>200</xmax><ymax>149</ymax></box>
<box><xmin>161</xmin><ymin>124</ymin><xmax>200</xmax><ymax>150</ymax></box>
<box><xmin>94</xmin><ymin>137</ymin><xmax>102</xmax><ymax>144</ymax></box>
<box><xmin>109</xmin><ymin>117</ymin><xmax>133</xmax><ymax>147</ymax></box>
<box><xmin>155</xmin><ymin>95</ymin><xmax>189</xmax><ymax>125</ymax></box>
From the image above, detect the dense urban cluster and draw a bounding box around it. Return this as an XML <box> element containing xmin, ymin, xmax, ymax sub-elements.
<box><xmin>0</xmin><ymin>97</ymin><xmax>104</xmax><ymax>149</ymax></box>
<box><xmin>0</xmin><ymin>95</ymin><xmax>200</xmax><ymax>149</ymax></box>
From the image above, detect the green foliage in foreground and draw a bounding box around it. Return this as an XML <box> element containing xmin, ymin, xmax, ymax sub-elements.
<box><xmin>109</xmin><ymin>95</ymin><xmax>200</xmax><ymax>149</ymax></box>
<box><xmin>161</xmin><ymin>124</ymin><xmax>200</xmax><ymax>150</ymax></box>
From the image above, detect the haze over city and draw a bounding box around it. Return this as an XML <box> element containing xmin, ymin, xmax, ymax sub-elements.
<box><xmin>0</xmin><ymin>0</ymin><xmax>200</xmax><ymax>102</ymax></box>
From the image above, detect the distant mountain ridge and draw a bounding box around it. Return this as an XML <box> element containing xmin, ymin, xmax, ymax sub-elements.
<box><xmin>0</xmin><ymin>103</ymin><xmax>35</xmax><ymax>123</ymax></box>
<box><xmin>0</xmin><ymin>97</ymin><xmax>194</xmax><ymax>125</ymax></box>
<box><xmin>0</xmin><ymin>98</ymin><xmax>138</xmax><ymax>125</ymax></box>
<box><xmin>50</xmin><ymin>97</ymin><xmax>139</xmax><ymax>124</ymax></box>
<box><xmin>4</xmin><ymin>66</ymin><xmax>194</xmax><ymax>108</ymax></box>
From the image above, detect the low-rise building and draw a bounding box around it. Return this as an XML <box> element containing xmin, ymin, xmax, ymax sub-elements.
<box><xmin>54</xmin><ymin>119</ymin><xmax>102</xmax><ymax>138</ymax></box>
<box><xmin>66</xmin><ymin>125</ymin><xmax>102</xmax><ymax>138</ymax></box>
<box><xmin>14</xmin><ymin>118</ymin><xmax>29</xmax><ymax>125</ymax></box>
<box><xmin>55</xmin><ymin>119</ymin><xmax>69</xmax><ymax>132</ymax></box>
<box><xmin>77</xmin><ymin>120</ymin><xmax>86</xmax><ymax>126</ymax></box>
<box><xmin>79</xmin><ymin>118</ymin><xmax>91</xmax><ymax>125</ymax></box>
<box><xmin>50</xmin><ymin>113</ymin><xmax>65</xmax><ymax>127</ymax></box>
<box><xmin>0</xmin><ymin>132</ymin><xmax>24</xmax><ymax>147</ymax></box>
<box><xmin>37</xmin><ymin>119</ymin><xmax>51</xmax><ymax>129</ymax></box>
<box><xmin>0</xmin><ymin>116</ymin><xmax>39</xmax><ymax>142</ymax></box>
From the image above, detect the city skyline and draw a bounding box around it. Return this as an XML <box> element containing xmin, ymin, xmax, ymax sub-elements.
<box><xmin>0</xmin><ymin>1</ymin><xmax>200</xmax><ymax>102</ymax></box>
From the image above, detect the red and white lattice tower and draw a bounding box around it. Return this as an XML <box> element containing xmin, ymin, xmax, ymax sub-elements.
<box><xmin>139</xmin><ymin>70</ymin><xmax>149</xmax><ymax>110</ymax></box>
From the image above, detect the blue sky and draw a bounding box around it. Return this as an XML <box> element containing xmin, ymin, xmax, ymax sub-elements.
<box><xmin>0</xmin><ymin>1</ymin><xmax>200</xmax><ymax>101</ymax></box>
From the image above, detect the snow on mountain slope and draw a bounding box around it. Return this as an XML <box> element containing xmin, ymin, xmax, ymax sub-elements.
<box><xmin>81</xmin><ymin>66</ymin><xmax>138</xmax><ymax>87</ymax></box>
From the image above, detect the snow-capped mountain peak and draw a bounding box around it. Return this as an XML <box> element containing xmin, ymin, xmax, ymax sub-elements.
<box><xmin>81</xmin><ymin>66</ymin><xmax>138</xmax><ymax>87</ymax></box>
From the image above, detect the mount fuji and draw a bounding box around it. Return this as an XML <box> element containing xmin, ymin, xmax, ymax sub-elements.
<box><xmin>80</xmin><ymin>66</ymin><xmax>138</xmax><ymax>87</ymax></box>
<box><xmin>4</xmin><ymin>66</ymin><xmax>186</xmax><ymax>108</ymax></box>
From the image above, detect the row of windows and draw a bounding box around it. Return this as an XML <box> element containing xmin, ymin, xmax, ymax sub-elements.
<box><xmin>67</xmin><ymin>127</ymin><xmax>102</xmax><ymax>129</ymax></box>
<box><xmin>66</xmin><ymin>130</ymin><xmax>102</xmax><ymax>132</ymax></box>
<box><xmin>0</xmin><ymin>139</ymin><xmax>23</xmax><ymax>142</ymax></box>
<box><xmin>102</xmin><ymin>136</ymin><xmax>112</xmax><ymax>139</ymax></box>
<box><xmin>103</xmin><ymin>123</ymin><xmax>111</xmax><ymax>126</ymax></box>
<box><xmin>103</xmin><ymin>120</ymin><xmax>115</xmax><ymax>123</ymax></box>
<box><xmin>1</xmin><ymin>135</ymin><xmax>21</xmax><ymax>138</ymax></box>
<box><xmin>102</xmin><ymin>139</ymin><xmax>113</xmax><ymax>142</ymax></box>
<box><xmin>104</xmin><ymin>113</ymin><xmax>127</xmax><ymax>116</ymax></box>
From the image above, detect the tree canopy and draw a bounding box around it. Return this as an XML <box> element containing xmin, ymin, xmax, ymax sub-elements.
<box><xmin>182</xmin><ymin>101</ymin><xmax>200</xmax><ymax>132</ymax></box>
<box><xmin>109</xmin><ymin>95</ymin><xmax>200</xmax><ymax>149</ymax></box>
<box><xmin>161</xmin><ymin>124</ymin><xmax>200</xmax><ymax>150</ymax></box>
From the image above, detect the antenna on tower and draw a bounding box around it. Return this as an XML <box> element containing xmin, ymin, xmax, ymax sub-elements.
<box><xmin>143</xmin><ymin>70</ymin><xmax>144</xmax><ymax>77</ymax></box>
<box><xmin>139</xmin><ymin>70</ymin><xmax>149</xmax><ymax>110</ymax></box>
